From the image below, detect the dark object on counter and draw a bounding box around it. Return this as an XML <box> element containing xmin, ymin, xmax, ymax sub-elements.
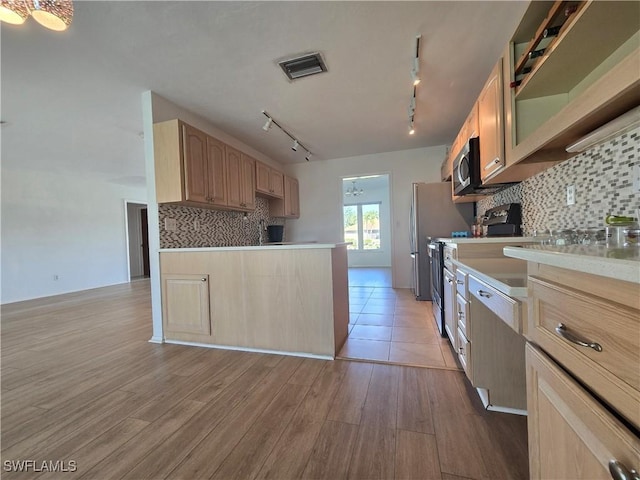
<box><xmin>483</xmin><ymin>203</ymin><xmax>522</xmax><ymax>236</ymax></box>
<box><xmin>267</xmin><ymin>225</ymin><xmax>284</xmax><ymax>243</ymax></box>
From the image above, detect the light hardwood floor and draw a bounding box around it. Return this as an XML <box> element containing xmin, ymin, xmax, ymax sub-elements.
<box><xmin>1</xmin><ymin>280</ymin><xmax>528</xmax><ymax>479</ymax></box>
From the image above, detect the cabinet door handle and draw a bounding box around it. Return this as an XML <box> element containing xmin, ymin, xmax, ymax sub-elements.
<box><xmin>446</xmin><ymin>278</ymin><xmax>453</xmax><ymax>284</ymax></box>
<box><xmin>477</xmin><ymin>290</ymin><xmax>492</xmax><ymax>298</ymax></box>
<box><xmin>201</xmin><ymin>278</ymin><xmax>207</xmax><ymax>282</ymax></box>
<box><xmin>456</xmin><ymin>280</ymin><xmax>464</xmax><ymax>285</ymax></box>
<box><xmin>483</xmin><ymin>157</ymin><xmax>501</xmax><ymax>170</ymax></box>
<box><xmin>609</xmin><ymin>460</ymin><xmax>640</xmax><ymax>480</ymax></box>
<box><xmin>555</xmin><ymin>323</ymin><xmax>603</xmax><ymax>352</ymax></box>
<box><xmin>457</xmin><ymin>311</ymin><xmax>464</xmax><ymax>319</ymax></box>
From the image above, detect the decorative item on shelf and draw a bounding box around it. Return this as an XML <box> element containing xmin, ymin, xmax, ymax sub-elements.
<box><xmin>344</xmin><ymin>180</ymin><xmax>364</xmax><ymax>197</ymax></box>
<box><xmin>511</xmin><ymin>1</ymin><xmax>584</xmax><ymax>90</ymax></box>
<box><xmin>260</xmin><ymin>110</ymin><xmax>313</xmax><ymax>161</ymax></box>
<box><xmin>0</xmin><ymin>0</ymin><xmax>73</xmax><ymax>31</ymax></box>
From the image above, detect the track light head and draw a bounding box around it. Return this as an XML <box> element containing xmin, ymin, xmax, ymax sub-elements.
<box><xmin>411</xmin><ymin>69</ymin><xmax>420</xmax><ymax>86</ymax></box>
<box><xmin>409</xmin><ymin>119</ymin><xmax>415</xmax><ymax>135</ymax></box>
<box><xmin>292</xmin><ymin>139</ymin><xmax>299</xmax><ymax>151</ymax></box>
<box><xmin>262</xmin><ymin>117</ymin><xmax>273</xmax><ymax>131</ymax></box>
<box><xmin>305</xmin><ymin>152</ymin><xmax>312</xmax><ymax>162</ymax></box>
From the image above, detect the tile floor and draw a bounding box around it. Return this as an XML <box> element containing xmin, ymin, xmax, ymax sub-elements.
<box><xmin>338</xmin><ymin>268</ymin><xmax>461</xmax><ymax>370</ymax></box>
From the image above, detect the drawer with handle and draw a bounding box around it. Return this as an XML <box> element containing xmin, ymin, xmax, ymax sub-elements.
<box><xmin>529</xmin><ymin>276</ymin><xmax>640</xmax><ymax>429</ymax></box>
<box><xmin>455</xmin><ymin>267</ymin><xmax>468</xmax><ymax>297</ymax></box>
<box><xmin>456</xmin><ymin>293</ymin><xmax>469</xmax><ymax>338</ymax></box>
<box><xmin>443</xmin><ymin>245</ymin><xmax>456</xmax><ymax>269</ymax></box>
<box><xmin>468</xmin><ymin>274</ymin><xmax>520</xmax><ymax>333</ymax></box>
<box><xmin>457</xmin><ymin>327</ymin><xmax>471</xmax><ymax>379</ymax></box>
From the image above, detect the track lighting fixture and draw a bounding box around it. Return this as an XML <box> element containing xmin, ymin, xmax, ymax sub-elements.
<box><xmin>408</xmin><ymin>86</ymin><xmax>417</xmax><ymax>136</ymax></box>
<box><xmin>411</xmin><ymin>71</ymin><xmax>420</xmax><ymax>86</ymax></box>
<box><xmin>261</xmin><ymin>110</ymin><xmax>313</xmax><ymax>161</ymax></box>
<box><xmin>411</xmin><ymin>35</ymin><xmax>421</xmax><ymax>86</ymax></box>
<box><xmin>406</xmin><ymin>34</ymin><xmax>421</xmax><ymax>136</ymax></box>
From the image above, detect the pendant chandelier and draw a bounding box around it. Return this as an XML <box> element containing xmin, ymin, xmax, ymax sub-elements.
<box><xmin>0</xmin><ymin>0</ymin><xmax>73</xmax><ymax>31</ymax></box>
<box><xmin>345</xmin><ymin>180</ymin><xmax>364</xmax><ymax>197</ymax></box>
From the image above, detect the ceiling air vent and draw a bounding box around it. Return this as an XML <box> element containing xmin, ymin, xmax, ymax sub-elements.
<box><xmin>278</xmin><ymin>52</ymin><xmax>327</xmax><ymax>80</ymax></box>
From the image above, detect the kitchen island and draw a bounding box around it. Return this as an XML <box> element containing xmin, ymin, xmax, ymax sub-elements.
<box><xmin>159</xmin><ymin>243</ymin><xmax>349</xmax><ymax>359</ymax></box>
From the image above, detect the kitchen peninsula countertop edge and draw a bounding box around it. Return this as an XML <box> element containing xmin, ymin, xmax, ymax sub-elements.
<box><xmin>159</xmin><ymin>242</ymin><xmax>348</xmax><ymax>253</ymax></box>
<box><xmin>503</xmin><ymin>245</ymin><xmax>640</xmax><ymax>284</ymax></box>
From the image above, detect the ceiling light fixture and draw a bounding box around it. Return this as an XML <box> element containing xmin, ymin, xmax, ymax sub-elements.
<box><xmin>0</xmin><ymin>0</ymin><xmax>28</xmax><ymax>24</ymax></box>
<box><xmin>261</xmin><ymin>110</ymin><xmax>314</xmax><ymax>161</ymax></box>
<box><xmin>0</xmin><ymin>0</ymin><xmax>73</xmax><ymax>31</ymax></box>
<box><xmin>408</xmin><ymin>86</ymin><xmax>417</xmax><ymax>135</ymax></box>
<box><xmin>411</xmin><ymin>35</ymin><xmax>421</xmax><ymax>86</ymax></box>
<box><xmin>407</xmin><ymin>34</ymin><xmax>421</xmax><ymax>136</ymax></box>
<box><xmin>345</xmin><ymin>180</ymin><xmax>364</xmax><ymax>197</ymax></box>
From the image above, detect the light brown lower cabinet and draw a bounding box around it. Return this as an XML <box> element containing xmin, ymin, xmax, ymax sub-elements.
<box><xmin>162</xmin><ymin>273</ymin><xmax>211</xmax><ymax>340</ymax></box>
<box><xmin>526</xmin><ymin>343</ymin><xmax>640</xmax><ymax>480</ymax></box>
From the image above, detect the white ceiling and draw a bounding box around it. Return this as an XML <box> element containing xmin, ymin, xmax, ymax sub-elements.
<box><xmin>1</xmin><ymin>1</ymin><xmax>529</xmax><ymax>184</ymax></box>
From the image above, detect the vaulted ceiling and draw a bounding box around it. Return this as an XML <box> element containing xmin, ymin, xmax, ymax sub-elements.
<box><xmin>1</xmin><ymin>1</ymin><xmax>529</xmax><ymax>184</ymax></box>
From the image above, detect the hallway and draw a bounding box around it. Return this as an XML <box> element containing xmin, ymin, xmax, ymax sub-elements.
<box><xmin>338</xmin><ymin>268</ymin><xmax>460</xmax><ymax>369</ymax></box>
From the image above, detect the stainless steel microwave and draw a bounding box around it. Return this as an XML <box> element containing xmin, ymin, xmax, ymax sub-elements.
<box><xmin>452</xmin><ymin>137</ymin><xmax>516</xmax><ymax>196</ymax></box>
<box><xmin>452</xmin><ymin>137</ymin><xmax>480</xmax><ymax>196</ymax></box>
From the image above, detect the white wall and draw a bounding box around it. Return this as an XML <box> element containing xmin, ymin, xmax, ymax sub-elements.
<box><xmin>286</xmin><ymin>146</ymin><xmax>445</xmax><ymax>288</ymax></box>
<box><xmin>1</xmin><ymin>168</ymin><xmax>147</xmax><ymax>303</ymax></box>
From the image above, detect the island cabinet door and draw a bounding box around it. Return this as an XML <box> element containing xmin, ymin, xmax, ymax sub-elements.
<box><xmin>162</xmin><ymin>274</ymin><xmax>211</xmax><ymax>337</ymax></box>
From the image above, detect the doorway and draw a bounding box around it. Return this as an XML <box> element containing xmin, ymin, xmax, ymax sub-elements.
<box><xmin>125</xmin><ymin>201</ymin><xmax>150</xmax><ymax>281</ymax></box>
<box><xmin>342</xmin><ymin>173</ymin><xmax>392</xmax><ymax>282</ymax></box>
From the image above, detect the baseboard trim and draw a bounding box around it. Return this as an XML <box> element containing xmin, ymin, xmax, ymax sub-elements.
<box><xmin>163</xmin><ymin>339</ymin><xmax>334</xmax><ymax>360</ymax></box>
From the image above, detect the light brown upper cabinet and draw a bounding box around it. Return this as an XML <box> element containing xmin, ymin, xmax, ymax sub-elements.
<box><xmin>226</xmin><ymin>148</ymin><xmax>255</xmax><ymax>211</ymax></box>
<box><xmin>255</xmin><ymin>161</ymin><xmax>284</xmax><ymax>199</ymax></box>
<box><xmin>478</xmin><ymin>59</ymin><xmax>505</xmax><ymax>182</ymax></box>
<box><xmin>271</xmin><ymin>175</ymin><xmax>299</xmax><ymax>218</ymax></box>
<box><xmin>154</xmin><ymin>119</ymin><xmax>227</xmax><ymax>208</ymax></box>
<box><xmin>487</xmin><ymin>0</ymin><xmax>640</xmax><ymax>184</ymax></box>
<box><xmin>205</xmin><ymin>136</ymin><xmax>227</xmax><ymax>206</ymax></box>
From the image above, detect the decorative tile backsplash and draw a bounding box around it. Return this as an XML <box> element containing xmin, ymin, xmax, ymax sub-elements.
<box><xmin>477</xmin><ymin>127</ymin><xmax>640</xmax><ymax>235</ymax></box>
<box><xmin>159</xmin><ymin>197</ymin><xmax>285</xmax><ymax>248</ymax></box>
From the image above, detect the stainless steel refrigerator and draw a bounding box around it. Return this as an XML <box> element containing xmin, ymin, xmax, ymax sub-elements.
<box><xmin>410</xmin><ymin>182</ymin><xmax>474</xmax><ymax>300</ymax></box>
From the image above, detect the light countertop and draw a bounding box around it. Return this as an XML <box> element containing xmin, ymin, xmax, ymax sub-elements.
<box><xmin>436</xmin><ymin>236</ymin><xmax>537</xmax><ymax>244</ymax></box>
<box><xmin>159</xmin><ymin>242</ymin><xmax>347</xmax><ymax>253</ymax></box>
<box><xmin>452</xmin><ymin>258</ymin><xmax>529</xmax><ymax>297</ymax></box>
<box><xmin>503</xmin><ymin>245</ymin><xmax>640</xmax><ymax>284</ymax></box>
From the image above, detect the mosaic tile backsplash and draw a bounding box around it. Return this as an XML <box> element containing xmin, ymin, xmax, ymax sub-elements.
<box><xmin>159</xmin><ymin>197</ymin><xmax>285</xmax><ymax>248</ymax></box>
<box><xmin>477</xmin><ymin>127</ymin><xmax>640</xmax><ymax>236</ymax></box>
